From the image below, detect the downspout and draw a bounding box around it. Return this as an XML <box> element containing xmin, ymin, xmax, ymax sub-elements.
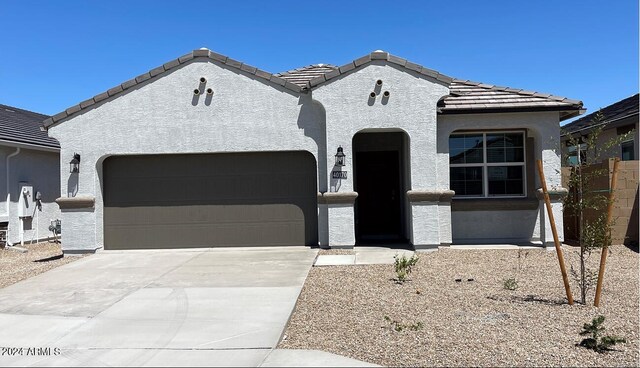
<box><xmin>5</xmin><ymin>147</ymin><xmax>20</xmax><ymax>246</ymax></box>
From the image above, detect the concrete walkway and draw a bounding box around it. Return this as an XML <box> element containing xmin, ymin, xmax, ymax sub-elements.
<box><xmin>0</xmin><ymin>246</ymin><xmax>374</xmax><ymax>367</ymax></box>
<box><xmin>315</xmin><ymin>246</ymin><xmax>422</xmax><ymax>266</ymax></box>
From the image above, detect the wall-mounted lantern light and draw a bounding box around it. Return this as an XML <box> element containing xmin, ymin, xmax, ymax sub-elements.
<box><xmin>69</xmin><ymin>153</ymin><xmax>80</xmax><ymax>173</ymax></box>
<box><xmin>335</xmin><ymin>146</ymin><xmax>346</xmax><ymax>166</ymax></box>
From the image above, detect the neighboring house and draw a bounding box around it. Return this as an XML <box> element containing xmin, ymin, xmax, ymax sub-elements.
<box><xmin>42</xmin><ymin>49</ymin><xmax>583</xmax><ymax>253</ymax></box>
<box><xmin>560</xmin><ymin>94</ymin><xmax>639</xmax><ymax>246</ymax></box>
<box><xmin>561</xmin><ymin>93</ymin><xmax>638</xmax><ymax>165</ymax></box>
<box><xmin>0</xmin><ymin>104</ymin><xmax>61</xmax><ymax>246</ymax></box>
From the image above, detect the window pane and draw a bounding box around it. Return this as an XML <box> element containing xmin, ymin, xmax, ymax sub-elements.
<box><xmin>504</xmin><ymin>133</ymin><xmax>523</xmax><ymax>148</ymax></box>
<box><xmin>450</xmin><ymin>134</ymin><xmax>484</xmax><ymax>164</ymax></box>
<box><xmin>486</xmin><ymin>133</ymin><xmax>505</xmax><ymax>148</ymax></box>
<box><xmin>450</xmin><ymin>167</ymin><xmax>483</xmax><ymax>196</ymax></box>
<box><xmin>621</xmin><ymin>141</ymin><xmax>634</xmax><ymax>161</ymax></box>
<box><xmin>450</xmin><ymin>167</ymin><xmax>466</xmax><ymax>181</ymax></box>
<box><xmin>450</xmin><ymin>135</ymin><xmax>465</xmax><ymax>150</ymax></box>
<box><xmin>465</xmin><ymin>148</ymin><xmax>483</xmax><ymax>163</ymax></box>
<box><xmin>487</xmin><ymin>148</ymin><xmax>504</xmax><ymax>163</ymax></box>
<box><xmin>464</xmin><ymin>135</ymin><xmax>483</xmax><ymax>149</ymax></box>
<box><xmin>450</xmin><ymin>147</ymin><xmax>465</xmax><ymax>164</ymax></box>
<box><xmin>505</xmin><ymin>147</ymin><xmax>524</xmax><ymax>162</ymax></box>
<box><xmin>487</xmin><ymin>133</ymin><xmax>524</xmax><ymax>163</ymax></box>
<box><xmin>488</xmin><ymin>166</ymin><xmax>523</xmax><ymax>196</ymax></box>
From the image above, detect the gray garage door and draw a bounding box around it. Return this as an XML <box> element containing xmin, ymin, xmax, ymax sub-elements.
<box><xmin>103</xmin><ymin>152</ymin><xmax>318</xmax><ymax>250</ymax></box>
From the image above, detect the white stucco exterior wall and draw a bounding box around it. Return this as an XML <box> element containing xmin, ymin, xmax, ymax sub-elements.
<box><xmin>0</xmin><ymin>146</ymin><xmax>61</xmax><ymax>245</ymax></box>
<box><xmin>47</xmin><ymin>54</ymin><xmax>571</xmax><ymax>252</ymax></box>
<box><xmin>48</xmin><ymin>59</ymin><xmax>324</xmax><ymax>252</ymax></box>
<box><xmin>439</xmin><ymin>111</ymin><xmax>564</xmax><ymax>246</ymax></box>
<box><xmin>312</xmin><ymin>61</ymin><xmax>450</xmax><ymax>247</ymax></box>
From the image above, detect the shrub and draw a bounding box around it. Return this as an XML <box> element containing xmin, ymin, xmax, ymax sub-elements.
<box><xmin>579</xmin><ymin>315</ymin><xmax>626</xmax><ymax>353</ymax></box>
<box><xmin>394</xmin><ymin>253</ymin><xmax>419</xmax><ymax>283</ymax></box>
<box><xmin>384</xmin><ymin>315</ymin><xmax>423</xmax><ymax>332</ymax></box>
<box><xmin>503</xmin><ymin>278</ymin><xmax>518</xmax><ymax>291</ymax></box>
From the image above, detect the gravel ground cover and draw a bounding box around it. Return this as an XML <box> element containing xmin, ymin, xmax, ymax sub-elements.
<box><xmin>280</xmin><ymin>245</ymin><xmax>639</xmax><ymax>367</ymax></box>
<box><xmin>0</xmin><ymin>242</ymin><xmax>84</xmax><ymax>289</ymax></box>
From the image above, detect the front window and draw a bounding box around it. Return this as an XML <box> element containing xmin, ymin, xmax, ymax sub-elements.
<box><xmin>450</xmin><ymin>132</ymin><xmax>526</xmax><ymax>198</ymax></box>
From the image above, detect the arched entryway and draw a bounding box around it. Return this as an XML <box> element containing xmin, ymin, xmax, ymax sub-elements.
<box><xmin>352</xmin><ymin>130</ymin><xmax>411</xmax><ymax>245</ymax></box>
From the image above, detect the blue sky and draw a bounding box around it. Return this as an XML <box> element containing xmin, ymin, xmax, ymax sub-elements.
<box><xmin>1</xmin><ymin>1</ymin><xmax>637</xmax><ymax>125</ymax></box>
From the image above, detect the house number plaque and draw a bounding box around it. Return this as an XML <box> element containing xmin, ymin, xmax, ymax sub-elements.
<box><xmin>332</xmin><ymin>171</ymin><xmax>347</xmax><ymax>179</ymax></box>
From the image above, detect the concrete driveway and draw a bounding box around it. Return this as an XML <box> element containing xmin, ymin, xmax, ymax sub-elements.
<box><xmin>0</xmin><ymin>247</ymin><xmax>318</xmax><ymax>367</ymax></box>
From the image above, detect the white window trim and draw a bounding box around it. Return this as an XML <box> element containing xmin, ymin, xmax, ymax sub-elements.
<box><xmin>450</xmin><ymin>130</ymin><xmax>527</xmax><ymax>199</ymax></box>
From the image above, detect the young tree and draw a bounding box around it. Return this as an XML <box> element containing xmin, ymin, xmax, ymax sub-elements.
<box><xmin>562</xmin><ymin>111</ymin><xmax>634</xmax><ymax>304</ymax></box>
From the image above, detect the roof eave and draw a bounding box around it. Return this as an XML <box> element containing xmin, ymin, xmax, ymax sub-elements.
<box><xmin>561</xmin><ymin>111</ymin><xmax>639</xmax><ymax>137</ymax></box>
<box><xmin>0</xmin><ymin>138</ymin><xmax>60</xmax><ymax>152</ymax></box>
<box><xmin>439</xmin><ymin>105</ymin><xmax>585</xmax><ymax>117</ymax></box>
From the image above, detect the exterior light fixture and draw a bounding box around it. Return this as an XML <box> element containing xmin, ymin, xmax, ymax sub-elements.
<box><xmin>69</xmin><ymin>153</ymin><xmax>81</xmax><ymax>173</ymax></box>
<box><xmin>335</xmin><ymin>146</ymin><xmax>346</xmax><ymax>166</ymax></box>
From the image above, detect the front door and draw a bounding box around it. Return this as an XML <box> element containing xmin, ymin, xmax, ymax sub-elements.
<box><xmin>354</xmin><ymin>151</ymin><xmax>402</xmax><ymax>241</ymax></box>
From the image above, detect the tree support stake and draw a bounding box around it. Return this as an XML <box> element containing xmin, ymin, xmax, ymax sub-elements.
<box><xmin>594</xmin><ymin>158</ymin><xmax>620</xmax><ymax>307</ymax></box>
<box><xmin>537</xmin><ymin>159</ymin><xmax>574</xmax><ymax>305</ymax></box>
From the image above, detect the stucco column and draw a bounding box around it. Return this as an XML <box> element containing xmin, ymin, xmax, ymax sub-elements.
<box><xmin>55</xmin><ymin>196</ymin><xmax>97</xmax><ymax>254</ymax></box>
<box><xmin>536</xmin><ymin>188</ymin><xmax>567</xmax><ymax>248</ymax></box>
<box><xmin>318</xmin><ymin>192</ymin><xmax>357</xmax><ymax>248</ymax></box>
<box><xmin>407</xmin><ymin>189</ymin><xmax>454</xmax><ymax>250</ymax></box>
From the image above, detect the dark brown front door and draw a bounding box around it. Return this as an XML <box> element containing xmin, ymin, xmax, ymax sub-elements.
<box><xmin>355</xmin><ymin>151</ymin><xmax>402</xmax><ymax>241</ymax></box>
<box><xmin>103</xmin><ymin>152</ymin><xmax>318</xmax><ymax>250</ymax></box>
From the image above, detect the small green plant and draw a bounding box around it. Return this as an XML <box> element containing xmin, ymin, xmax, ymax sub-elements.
<box><xmin>384</xmin><ymin>315</ymin><xmax>423</xmax><ymax>332</ymax></box>
<box><xmin>579</xmin><ymin>315</ymin><xmax>626</xmax><ymax>353</ymax></box>
<box><xmin>393</xmin><ymin>253</ymin><xmax>419</xmax><ymax>283</ymax></box>
<box><xmin>503</xmin><ymin>277</ymin><xmax>518</xmax><ymax>291</ymax></box>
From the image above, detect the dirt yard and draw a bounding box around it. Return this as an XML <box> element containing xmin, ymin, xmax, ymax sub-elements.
<box><xmin>0</xmin><ymin>242</ymin><xmax>85</xmax><ymax>289</ymax></box>
<box><xmin>280</xmin><ymin>245</ymin><xmax>639</xmax><ymax>367</ymax></box>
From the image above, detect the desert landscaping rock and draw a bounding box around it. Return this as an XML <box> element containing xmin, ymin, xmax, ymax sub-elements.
<box><xmin>0</xmin><ymin>242</ymin><xmax>85</xmax><ymax>289</ymax></box>
<box><xmin>280</xmin><ymin>245</ymin><xmax>639</xmax><ymax>367</ymax></box>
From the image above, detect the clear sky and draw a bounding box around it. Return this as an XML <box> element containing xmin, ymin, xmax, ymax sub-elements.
<box><xmin>1</xmin><ymin>1</ymin><xmax>637</xmax><ymax>125</ymax></box>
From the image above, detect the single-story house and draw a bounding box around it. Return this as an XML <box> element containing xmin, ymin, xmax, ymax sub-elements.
<box><xmin>1</xmin><ymin>104</ymin><xmax>61</xmax><ymax>246</ymax></box>
<box><xmin>42</xmin><ymin>49</ymin><xmax>584</xmax><ymax>253</ymax></box>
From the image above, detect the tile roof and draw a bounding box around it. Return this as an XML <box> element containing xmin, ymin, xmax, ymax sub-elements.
<box><xmin>443</xmin><ymin>80</ymin><xmax>583</xmax><ymax>114</ymax></box>
<box><xmin>561</xmin><ymin>93</ymin><xmax>638</xmax><ymax>135</ymax></box>
<box><xmin>276</xmin><ymin>64</ymin><xmax>338</xmax><ymax>86</ymax></box>
<box><xmin>277</xmin><ymin>62</ymin><xmax>583</xmax><ymax>119</ymax></box>
<box><xmin>0</xmin><ymin>104</ymin><xmax>59</xmax><ymax>149</ymax></box>
<box><xmin>43</xmin><ymin>49</ymin><xmax>583</xmax><ymax>128</ymax></box>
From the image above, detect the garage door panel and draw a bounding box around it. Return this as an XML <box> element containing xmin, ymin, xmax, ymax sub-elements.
<box><xmin>103</xmin><ymin>152</ymin><xmax>317</xmax><ymax>250</ymax></box>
